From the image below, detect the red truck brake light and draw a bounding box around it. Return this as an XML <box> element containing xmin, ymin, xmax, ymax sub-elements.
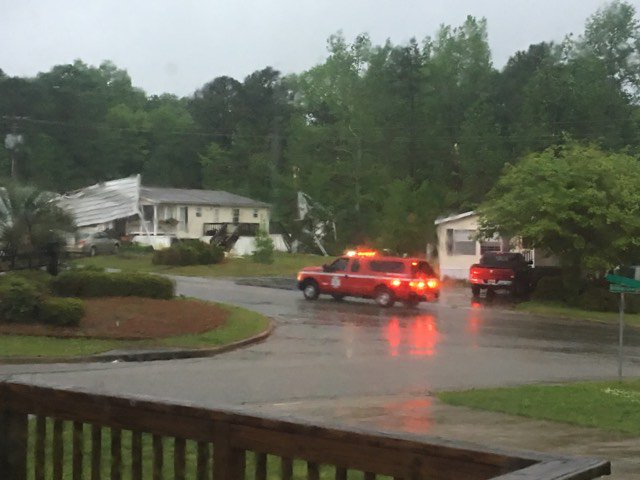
<box><xmin>426</xmin><ymin>278</ymin><xmax>438</xmax><ymax>289</ymax></box>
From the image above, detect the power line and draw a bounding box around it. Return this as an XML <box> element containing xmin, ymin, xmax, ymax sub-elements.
<box><xmin>1</xmin><ymin>113</ymin><xmax>637</xmax><ymax>145</ymax></box>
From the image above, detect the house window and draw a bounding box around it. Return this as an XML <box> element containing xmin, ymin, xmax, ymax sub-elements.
<box><xmin>162</xmin><ymin>206</ymin><xmax>176</xmax><ymax>220</ymax></box>
<box><xmin>196</xmin><ymin>207</ymin><xmax>202</xmax><ymax>218</ymax></box>
<box><xmin>253</xmin><ymin>209</ymin><xmax>258</xmax><ymax>219</ymax></box>
<box><xmin>451</xmin><ymin>229</ymin><xmax>476</xmax><ymax>255</ymax></box>
<box><xmin>232</xmin><ymin>208</ymin><xmax>240</xmax><ymax>224</ymax></box>
<box><xmin>179</xmin><ymin>207</ymin><xmax>188</xmax><ymax>231</ymax></box>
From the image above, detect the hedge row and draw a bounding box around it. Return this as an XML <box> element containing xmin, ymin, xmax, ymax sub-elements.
<box><xmin>51</xmin><ymin>270</ymin><xmax>175</xmax><ymax>299</ymax></box>
<box><xmin>532</xmin><ymin>276</ymin><xmax>640</xmax><ymax>314</ymax></box>
<box><xmin>0</xmin><ymin>276</ymin><xmax>84</xmax><ymax>326</ymax></box>
<box><xmin>152</xmin><ymin>241</ymin><xmax>224</xmax><ymax>266</ymax></box>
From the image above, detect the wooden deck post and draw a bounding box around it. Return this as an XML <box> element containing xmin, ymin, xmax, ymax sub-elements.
<box><xmin>0</xmin><ymin>408</ymin><xmax>28</xmax><ymax>480</ymax></box>
<box><xmin>213</xmin><ymin>422</ymin><xmax>245</xmax><ymax>480</ymax></box>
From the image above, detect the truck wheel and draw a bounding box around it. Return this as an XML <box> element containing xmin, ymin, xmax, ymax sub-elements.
<box><xmin>375</xmin><ymin>287</ymin><xmax>395</xmax><ymax>308</ymax></box>
<box><xmin>471</xmin><ymin>285</ymin><xmax>481</xmax><ymax>297</ymax></box>
<box><xmin>302</xmin><ymin>280</ymin><xmax>319</xmax><ymax>300</ymax></box>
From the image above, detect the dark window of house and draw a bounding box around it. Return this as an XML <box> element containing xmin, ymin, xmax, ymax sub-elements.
<box><xmin>233</xmin><ymin>208</ymin><xmax>240</xmax><ymax>224</ymax></box>
<box><xmin>446</xmin><ymin>228</ymin><xmax>453</xmax><ymax>254</ymax></box>
<box><xmin>142</xmin><ymin>205</ymin><xmax>154</xmax><ymax>221</ymax></box>
<box><xmin>179</xmin><ymin>207</ymin><xmax>188</xmax><ymax>230</ymax></box>
<box><xmin>369</xmin><ymin>261</ymin><xmax>405</xmax><ymax>273</ymax></box>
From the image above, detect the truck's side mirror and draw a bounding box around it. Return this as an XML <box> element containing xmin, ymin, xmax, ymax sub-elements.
<box><xmin>322</xmin><ymin>264</ymin><xmax>330</xmax><ymax>272</ymax></box>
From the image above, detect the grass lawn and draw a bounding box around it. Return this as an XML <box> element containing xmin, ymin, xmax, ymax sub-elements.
<box><xmin>0</xmin><ymin>302</ymin><xmax>269</xmax><ymax>359</ymax></box>
<box><xmin>71</xmin><ymin>251</ymin><xmax>326</xmax><ymax>278</ymax></box>
<box><xmin>515</xmin><ymin>301</ymin><xmax>640</xmax><ymax>327</ymax></box>
<box><xmin>437</xmin><ymin>380</ymin><xmax>640</xmax><ymax>436</ymax></box>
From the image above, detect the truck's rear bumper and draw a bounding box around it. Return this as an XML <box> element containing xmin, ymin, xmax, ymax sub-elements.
<box><xmin>470</xmin><ymin>279</ymin><xmax>513</xmax><ymax>287</ymax></box>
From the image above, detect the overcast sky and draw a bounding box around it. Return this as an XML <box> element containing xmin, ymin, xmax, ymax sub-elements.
<box><xmin>1</xmin><ymin>0</ymin><xmax>637</xmax><ymax>97</ymax></box>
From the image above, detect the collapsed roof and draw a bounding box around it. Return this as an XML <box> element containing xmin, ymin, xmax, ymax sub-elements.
<box><xmin>57</xmin><ymin>175</ymin><xmax>141</xmax><ymax>228</ymax></box>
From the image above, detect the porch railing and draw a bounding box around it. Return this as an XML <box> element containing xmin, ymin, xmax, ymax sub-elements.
<box><xmin>0</xmin><ymin>382</ymin><xmax>610</xmax><ymax>480</ymax></box>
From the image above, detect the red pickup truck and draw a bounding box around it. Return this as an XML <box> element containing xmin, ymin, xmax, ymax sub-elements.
<box><xmin>469</xmin><ymin>252</ymin><xmax>533</xmax><ymax>297</ymax></box>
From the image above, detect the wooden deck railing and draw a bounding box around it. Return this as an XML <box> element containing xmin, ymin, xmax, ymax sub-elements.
<box><xmin>0</xmin><ymin>382</ymin><xmax>610</xmax><ymax>480</ymax></box>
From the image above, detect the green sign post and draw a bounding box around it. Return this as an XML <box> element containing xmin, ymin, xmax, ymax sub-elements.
<box><xmin>606</xmin><ymin>274</ymin><xmax>640</xmax><ymax>379</ymax></box>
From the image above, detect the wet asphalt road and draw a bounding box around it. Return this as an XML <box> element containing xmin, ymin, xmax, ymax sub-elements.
<box><xmin>1</xmin><ymin>276</ymin><xmax>639</xmax><ymax>411</ymax></box>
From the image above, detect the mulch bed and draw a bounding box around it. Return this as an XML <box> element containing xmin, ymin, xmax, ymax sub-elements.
<box><xmin>0</xmin><ymin>297</ymin><xmax>229</xmax><ymax>340</ymax></box>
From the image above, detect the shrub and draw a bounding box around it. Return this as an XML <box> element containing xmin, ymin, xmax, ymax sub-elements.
<box><xmin>51</xmin><ymin>270</ymin><xmax>174</xmax><ymax>299</ymax></box>
<box><xmin>152</xmin><ymin>241</ymin><xmax>224</xmax><ymax>266</ymax></box>
<box><xmin>577</xmin><ymin>285</ymin><xmax>640</xmax><ymax>314</ymax></box>
<box><xmin>0</xmin><ymin>277</ymin><xmax>41</xmax><ymax>323</ymax></box>
<box><xmin>1</xmin><ymin>269</ymin><xmax>53</xmax><ymax>293</ymax></box>
<box><xmin>252</xmin><ymin>229</ymin><xmax>274</xmax><ymax>264</ymax></box>
<box><xmin>38</xmin><ymin>297</ymin><xmax>84</xmax><ymax>326</ymax></box>
<box><xmin>531</xmin><ymin>276</ymin><xmax>567</xmax><ymax>303</ymax></box>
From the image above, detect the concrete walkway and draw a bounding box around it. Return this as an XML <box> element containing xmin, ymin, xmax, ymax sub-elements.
<box><xmin>264</xmin><ymin>394</ymin><xmax>638</xmax><ymax>479</ymax></box>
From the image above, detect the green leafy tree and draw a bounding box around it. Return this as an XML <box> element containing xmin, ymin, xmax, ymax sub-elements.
<box><xmin>252</xmin><ymin>228</ymin><xmax>275</xmax><ymax>264</ymax></box>
<box><xmin>478</xmin><ymin>143</ymin><xmax>640</xmax><ymax>277</ymax></box>
<box><xmin>577</xmin><ymin>0</ymin><xmax>640</xmax><ymax>94</ymax></box>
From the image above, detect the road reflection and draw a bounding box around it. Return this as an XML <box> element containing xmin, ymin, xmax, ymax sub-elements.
<box><xmin>377</xmin><ymin>397</ymin><xmax>433</xmax><ymax>433</ymax></box>
<box><xmin>384</xmin><ymin>314</ymin><xmax>440</xmax><ymax>357</ymax></box>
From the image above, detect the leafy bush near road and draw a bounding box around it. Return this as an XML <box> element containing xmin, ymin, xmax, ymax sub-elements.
<box><xmin>531</xmin><ymin>276</ymin><xmax>567</xmax><ymax>303</ymax></box>
<box><xmin>531</xmin><ymin>276</ymin><xmax>640</xmax><ymax>314</ymax></box>
<box><xmin>0</xmin><ymin>273</ymin><xmax>85</xmax><ymax>326</ymax></box>
<box><xmin>152</xmin><ymin>241</ymin><xmax>224</xmax><ymax>266</ymax></box>
<box><xmin>1</xmin><ymin>269</ymin><xmax>53</xmax><ymax>292</ymax></box>
<box><xmin>52</xmin><ymin>270</ymin><xmax>175</xmax><ymax>299</ymax></box>
<box><xmin>0</xmin><ymin>276</ymin><xmax>41</xmax><ymax>323</ymax></box>
<box><xmin>252</xmin><ymin>229</ymin><xmax>274</xmax><ymax>264</ymax></box>
<box><xmin>39</xmin><ymin>297</ymin><xmax>84</xmax><ymax>326</ymax></box>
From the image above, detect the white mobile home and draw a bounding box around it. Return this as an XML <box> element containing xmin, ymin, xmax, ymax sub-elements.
<box><xmin>435</xmin><ymin>211</ymin><xmax>556</xmax><ymax>280</ymax></box>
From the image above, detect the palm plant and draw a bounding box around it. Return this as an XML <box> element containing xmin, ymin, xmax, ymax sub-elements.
<box><xmin>0</xmin><ymin>182</ymin><xmax>75</xmax><ymax>265</ymax></box>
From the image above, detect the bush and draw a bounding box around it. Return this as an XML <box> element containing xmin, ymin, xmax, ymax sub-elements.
<box><xmin>1</xmin><ymin>269</ymin><xmax>53</xmax><ymax>293</ymax></box>
<box><xmin>252</xmin><ymin>229</ymin><xmax>274</xmax><ymax>264</ymax></box>
<box><xmin>531</xmin><ymin>276</ymin><xmax>567</xmax><ymax>303</ymax></box>
<box><xmin>38</xmin><ymin>297</ymin><xmax>84</xmax><ymax>326</ymax></box>
<box><xmin>51</xmin><ymin>270</ymin><xmax>174</xmax><ymax>299</ymax></box>
<box><xmin>577</xmin><ymin>285</ymin><xmax>640</xmax><ymax>314</ymax></box>
<box><xmin>152</xmin><ymin>241</ymin><xmax>224</xmax><ymax>266</ymax></box>
<box><xmin>0</xmin><ymin>277</ymin><xmax>41</xmax><ymax>323</ymax></box>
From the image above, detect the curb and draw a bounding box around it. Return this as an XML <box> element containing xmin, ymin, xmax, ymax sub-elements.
<box><xmin>0</xmin><ymin>320</ymin><xmax>276</xmax><ymax>365</ymax></box>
